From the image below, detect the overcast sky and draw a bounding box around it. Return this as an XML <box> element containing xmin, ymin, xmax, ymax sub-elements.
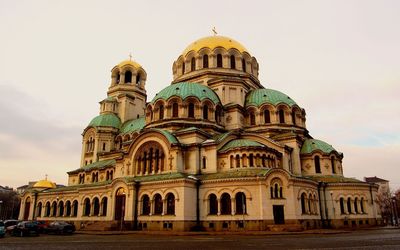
<box><xmin>0</xmin><ymin>0</ymin><xmax>399</xmax><ymax>190</ymax></box>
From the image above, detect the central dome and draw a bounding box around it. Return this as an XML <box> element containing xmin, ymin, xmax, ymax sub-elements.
<box><xmin>182</xmin><ymin>35</ymin><xmax>248</xmax><ymax>56</ymax></box>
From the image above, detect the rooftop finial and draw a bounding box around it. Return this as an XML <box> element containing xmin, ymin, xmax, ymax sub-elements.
<box><xmin>45</xmin><ymin>174</ymin><xmax>48</xmax><ymax>180</ymax></box>
<box><xmin>212</xmin><ymin>27</ymin><xmax>217</xmax><ymax>36</ymax></box>
<box><xmin>129</xmin><ymin>52</ymin><xmax>133</xmax><ymax>61</ymax></box>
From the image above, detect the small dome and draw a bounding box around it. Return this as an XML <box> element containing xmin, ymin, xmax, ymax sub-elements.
<box><xmin>301</xmin><ymin>139</ymin><xmax>337</xmax><ymax>155</ymax></box>
<box><xmin>219</xmin><ymin>139</ymin><xmax>265</xmax><ymax>153</ymax></box>
<box><xmin>117</xmin><ymin>60</ymin><xmax>142</xmax><ymax>69</ymax></box>
<box><xmin>120</xmin><ymin>117</ymin><xmax>146</xmax><ymax>134</ymax></box>
<box><xmin>33</xmin><ymin>179</ymin><xmax>56</xmax><ymax>189</ymax></box>
<box><xmin>245</xmin><ymin>89</ymin><xmax>297</xmax><ymax>107</ymax></box>
<box><xmin>151</xmin><ymin>82</ymin><xmax>221</xmax><ymax>104</ymax></box>
<box><xmin>88</xmin><ymin>113</ymin><xmax>121</xmax><ymax>129</ymax></box>
<box><xmin>182</xmin><ymin>35</ymin><xmax>248</xmax><ymax>56</ymax></box>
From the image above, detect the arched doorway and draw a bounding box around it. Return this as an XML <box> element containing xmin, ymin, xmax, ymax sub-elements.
<box><xmin>24</xmin><ymin>197</ymin><xmax>31</xmax><ymax>220</ymax></box>
<box><xmin>115</xmin><ymin>188</ymin><xmax>126</xmax><ymax>220</ymax></box>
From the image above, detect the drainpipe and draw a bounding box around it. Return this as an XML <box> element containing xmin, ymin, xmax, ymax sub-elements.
<box><xmin>322</xmin><ymin>183</ymin><xmax>330</xmax><ymax>228</ymax></box>
<box><xmin>198</xmin><ymin>145</ymin><xmax>202</xmax><ymax>175</ymax></box>
<box><xmin>133</xmin><ymin>181</ymin><xmax>140</xmax><ymax>230</ymax></box>
<box><xmin>317</xmin><ymin>182</ymin><xmax>324</xmax><ymax>223</ymax></box>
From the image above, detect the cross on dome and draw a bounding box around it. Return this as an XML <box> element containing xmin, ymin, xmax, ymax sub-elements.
<box><xmin>212</xmin><ymin>27</ymin><xmax>218</xmax><ymax>36</ymax></box>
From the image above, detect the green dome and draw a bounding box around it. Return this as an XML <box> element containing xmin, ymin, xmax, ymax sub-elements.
<box><xmin>245</xmin><ymin>88</ymin><xmax>297</xmax><ymax>107</ymax></box>
<box><xmin>151</xmin><ymin>82</ymin><xmax>221</xmax><ymax>104</ymax></box>
<box><xmin>301</xmin><ymin>139</ymin><xmax>336</xmax><ymax>154</ymax></box>
<box><xmin>88</xmin><ymin>113</ymin><xmax>121</xmax><ymax>129</ymax></box>
<box><xmin>120</xmin><ymin>117</ymin><xmax>145</xmax><ymax>134</ymax></box>
<box><xmin>219</xmin><ymin>139</ymin><xmax>266</xmax><ymax>153</ymax></box>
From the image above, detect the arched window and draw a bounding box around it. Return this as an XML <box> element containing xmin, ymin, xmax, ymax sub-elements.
<box><xmin>181</xmin><ymin>62</ymin><xmax>185</xmax><ymax>75</ymax></box>
<box><xmin>124</xmin><ymin>71</ymin><xmax>132</xmax><ymax>83</ymax></box>
<box><xmin>242</xmin><ymin>59</ymin><xmax>246</xmax><ymax>72</ymax></box>
<box><xmin>291</xmin><ymin>111</ymin><xmax>296</xmax><ymax>125</ymax></box>
<box><xmin>301</xmin><ymin>193</ymin><xmax>307</xmax><ymax>214</ymax></box>
<box><xmin>142</xmin><ymin>195</ymin><xmax>150</xmax><ymax>215</ymax></box>
<box><xmin>51</xmin><ymin>201</ymin><xmax>57</xmax><ymax>217</ymax></box>
<box><xmin>45</xmin><ymin>202</ymin><xmax>51</xmax><ymax>217</ymax></box>
<box><xmin>116</xmin><ymin>73</ymin><xmax>120</xmax><ymax>84</ymax></box>
<box><xmin>101</xmin><ymin>197</ymin><xmax>108</xmax><ymax>216</ymax></box>
<box><xmin>220</xmin><ymin>193</ymin><xmax>231</xmax><ymax>215</ymax></box>
<box><xmin>360</xmin><ymin>198</ymin><xmax>365</xmax><ymax>213</ymax></box>
<box><xmin>83</xmin><ymin>198</ymin><xmax>91</xmax><ymax>216</ymax></box>
<box><xmin>217</xmin><ymin>54</ymin><xmax>223</xmax><ymax>67</ymax></box>
<box><xmin>230</xmin><ymin>55</ymin><xmax>236</xmax><ymax>69</ymax></box>
<box><xmin>203</xmin><ymin>54</ymin><xmax>209</xmax><ymax>68</ymax></box>
<box><xmin>202</xmin><ymin>156</ymin><xmax>207</xmax><ymax>169</ymax></box>
<box><xmin>354</xmin><ymin>198</ymin><xmax>359</xmax><ymax>214</ymax></box>
<box><xmin>249</xmin><ymin>154</ymin><xmax>254</xmax><ymax>167</ymax></box>
<box><xmin>202</xmin><ymin>105</ymin><xmax>208</xmax><ymax>119</ymax></box>
<box><xmin>209</xmin><ymin>194</ymin><xmax>218</xmax><ymax>215</ymax></box>
<box><xmin>279</xmin><ymin>109</ymin><xmax>285</xmax><ymax>123</ymax></box>
<box><xmin>172</xmin><ymin>102</ymin><xmax>179</xmax><ymax>118</ymax></box>
<box><xmin>136</xmin><ymin>73</ymin><xmax>141</xmax><ymax>84</ymax></box>
<box><xmin>308</xmin><ymin>194</ymin><xmax>313</xmax><ymax>214</ymax></box>
<box><xmin>188</xmin><ymin>103</ymin><xmax>195</xmax><ymax>118</ymax></box>
<box><xmin>340</xmin><ymin>198</ymin><xmax>345</xmax><ymax>214</ymax></box>
<box><xmin>235</xmin><ymin>192</ymin><xmax>246</xmax><ymax>215</ymax></box>
<box><xmin>154</xmin><ymin>194</ymin><xmax>163</xmax><ymax>215</ymax></box>
<box><xmin>166</xmin><ymin>193</ymin><xmax>175</xmax><ymax>215</ymax></box>
<box><xmin>274</xmin><ymin>183</ymin><xmax>279</xmax><ymax>198</ymax></box>
<box><xmin>250</xmin><ymin>112</ymin><xmax>256</xmax><ymax>125</ymax></box>
<box><xmin>236</xmin><ymin>154</ymin><xmax>240</xmax><ymax>168</ymax></box>
<box><xmin>58</xmin><ymin>201</ymin><xmax>64</xmax><ymax>217</ymax></box>
<box><xmin>159</xmin><ymin>105</ymin><xmax>164</xmax><ymax>120</ymax></box>
<box><xmin>347</xmin><ymin>197</ymin><xmax>352</xmax><ymax>213</ymax></box>
<box><xmin>314</xmin><ymin>156</ymin><xmax>321</xmax><ymax>173</ymax></box>
<box><xmin>65</xmin><ymin>201</ymin><xmax>71</xmax><ymax>217</ymax></box>
<box><xmin>331</xmin><ymin>156</ymin><xmax>336</xmax><ymax>174</ymax></box>
<box><xmin>191</xmin><ymin>57</ymin><xmax>196</xmax><ymax>71</ymax></box>
<box><xmin>36</xmin><ymin>202</ymin><xmax>42</xmax><ymax>217</ymax></box>
<box><xmin>93</xmin><ymin>197</ymin><xmax>100</xmax><ymax>216</ymax></box>
<box><xmin>264</xmin><ymin>110</ymin><xmax>270</xmax><ymax>123</ymax></box>
<box><xmin>72</xmin><ymin>200</ymin><xmax>78</xmax><ymax>217</ymax></box>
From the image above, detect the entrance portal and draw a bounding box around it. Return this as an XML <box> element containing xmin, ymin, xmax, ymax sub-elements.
<box><xmin>273</xmin><ymin>205</ymin><xmax>285</xmax><ymax>224</ymax></box>
<box><xmin>115</xmin><ymin>188</ymin><xmax>126</xmax><ymax>221</ymax></box>
<box><xmin>24</xmin><ymin>197</ymin><xmax>31</xmax><ymax>220</ymax></box>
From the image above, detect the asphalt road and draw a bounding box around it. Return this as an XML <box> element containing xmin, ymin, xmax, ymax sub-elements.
<box><xmin>1</xmin><ymin>228</ymin><xmax>399</xmax><ymax>250</ymax></box>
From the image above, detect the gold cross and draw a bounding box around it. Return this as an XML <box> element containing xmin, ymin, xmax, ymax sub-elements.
<box><xmin>129</xmin><ymin>53</ymin><xmax>132</xmax><ymax>61</ymax></box>
<box><xmin>212</xmin><ymin>27</ymin><xmax>217</xmax><ymax>36</ymax></box>
<box><xmin>45</xmin><ymin>174</ymin><xmax>48</xmax><ymax>180</ymax></box>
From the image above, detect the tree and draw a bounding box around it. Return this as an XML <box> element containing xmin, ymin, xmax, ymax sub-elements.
<box><xmin>0</xmin><ymin>189</ymin><xmax>21</xmax><ymax>220</ymax></box>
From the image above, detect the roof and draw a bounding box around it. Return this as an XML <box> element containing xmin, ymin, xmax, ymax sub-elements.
<box><xmin>100</xmin><ymin>96</ymin><xmax>117</xmax><ymax>102</ymax></box>
<box><xmin>301</xmin><ymin>139</ymin><xmax>337</xmax><ymax>155</ymax></box>
<box><xmin>198</xmin><ymin>169</ymin><xmax>272</xmax><ymax>181</ymax></box>
<box><xmin>117</xmin><ymin>60</ymin><xmax>142</xmax><ymax>69</ymax></box>
<box><xmin>219</xmin><ymin>139</ymin><xmax>266</xmax><ymax>153</ymax></box>
<box><xmin>182</xmin><ymin>35</ymin><xmax>248</xmax><ymax>56</ymax></box>
<box><xmin>88</xmin><ymin>113</ymin><xmax>121</xmax><ymax>129</ymax></box>
<box><xmin>68</xmin><ymin>159</ymin><xmax>116</xmax><ymax>174</ymax></box>
<box><xmin>151</xmin><ymin>82</ymin><xmax>221</xmax><ymax>104</ymax></box>
<box><xmin>245</xmin><ymin>88</ymin><xmax>297</xmax><ymax>107</ymax></box>
<box><xmin>125</xmin><ymin>172</ymin><xmax>188</xmax><ymax>183</ymax></box>
<box><xmin>33</xmin><ymin>179</ymin><xmax>56</xmax><ymax>189</ymax></box>
<box><xmin>364</xmin><ymin>176</ymin><xmax>389</xmax><ymax>183</ymax></box>
<box><xmin>149</xmin><ymin>129</ymin><xmax>179</xmax><ymax>144</ymax></box>
<box><xmin>306</xmin><ymin>175</ymin><xmax>363</xmax><ymax>184</ymax></box>
<box><xmin>120</xmin><ymin>117</ymin><xmax>146</xmax><ymax>134</ymax></box>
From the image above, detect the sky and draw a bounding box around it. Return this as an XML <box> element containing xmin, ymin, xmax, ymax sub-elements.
<box><xmin>0</xmin><ymin>0</ymin><xmax>399</xmax><ymax>190</ymax></box>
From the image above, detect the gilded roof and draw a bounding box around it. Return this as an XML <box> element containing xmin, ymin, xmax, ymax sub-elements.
<box><xmin>182</xmin><ymin>35</ymin><xmax>248</xmax><ymax>56</ymax></box>
<box><xmin>219</xmin><ymin>139</ymin><xmax>266</xmax><ymax>153</ymax></box>
<box><xmin>245</xmin><ymin>88</ymin><xmax>297</xmax><ymax>107</ymax></box>
<box><xmin>33</xmin><ymin>179</ymin><xmax>56</xmax><ymax>189</ymax></box>
<box><xmin>151</xmin><ymin>82</ymin><xmax>221</xmax><ymax>104</ymax></box>
<box><xmin>120</xmin><ymin>117</ymin><xmax>145</xmax><ymax>134</ymax></box>
<box><xmin>117</xmin><ymin>60</ymin><xmax>142</xmax><ymax>69</ymax></box>
<box><xmin>300</xmin><ymin>139</ymin><xmax>337</xmax><ymax>154</ymax></box>
<box><xmin>88</xmin><ymin>113</ymin><xmax>121</xmax><ymax>129</ymax></box>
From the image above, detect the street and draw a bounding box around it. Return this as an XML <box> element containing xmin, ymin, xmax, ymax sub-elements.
<box><xmin>1</xmin><ymin>228</ymin><xmax>399</xmax><ymax>250</ymax></box>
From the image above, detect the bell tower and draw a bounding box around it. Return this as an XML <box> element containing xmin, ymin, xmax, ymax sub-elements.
<box><xmin>107</xmin><ymin>58</ymin><xmax>147</xmax><ymax>123</ymax></box>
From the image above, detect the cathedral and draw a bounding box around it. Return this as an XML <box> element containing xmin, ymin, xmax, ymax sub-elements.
<box><xmin>19</xmin><ymin>34</ymin><xmax>382</xmax><ymax>231</ymax></box>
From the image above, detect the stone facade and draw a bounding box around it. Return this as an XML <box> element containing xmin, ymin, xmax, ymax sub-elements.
<box><xmin>19</xmin><ymin>35</ymin><xmax>382</xmax><ymax>231</ymax></box>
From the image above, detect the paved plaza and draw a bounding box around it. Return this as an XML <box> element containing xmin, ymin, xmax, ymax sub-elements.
<box><xmin>1</xmin><ymin>228</ymin><xmax>399</xmax><ymax>249</ymax></box>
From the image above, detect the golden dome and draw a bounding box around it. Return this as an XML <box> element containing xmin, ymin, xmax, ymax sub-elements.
<box><xmin>182</xmin><ymin>35</ymin><xmax>248</xmax><ymax>56</ymax></box>
<box><xmin>33</xmin><ymin>179</ymin><xmax>56</xmax><ymax>189</ymax></box>
<box><xmin>117</xmin><ymin>60</ymin><xmax>142</xmax><ymax>69</ymax></box>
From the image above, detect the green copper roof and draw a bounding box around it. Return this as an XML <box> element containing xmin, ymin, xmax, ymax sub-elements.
<box><xmin>245</xmin><ymin>88</ymin><xmax>297</xmax><ymax>107</ymax></box>
<box><xmin>301</xmin><ymin>139</ymin><xmax>336</xmax><ymax>154</ymax></box>
<box><xmin>306</xmin><ymin>175</ymin><xmax>363</xmax><ymax>183</ymax></box>
<box><xmin>88</xmin><ymin>113</ymin><xmax>121</xmax><ymax>129</ymax></box>
<box><xmin>199</xmin><ymin>169</ymin><xmax>272</xmax><ymax>181</ymax></box>
<box><xmin>120</xmin><ymin>117</ymin><xmax>146</xmax><ymax>134</ymax></box>
<box><xmin>219</xmin><ymin>139</ymin><xmax>266</xmax><ymax>153</ymax></box>
<box><xmin>68</xmin><ymin>159</ymin><xmax>116</xmax><ymax>174</ymax></box>
<box><xmin>149</xmin><ymin>129</ymin><xmax>179</xmax><ymax>144</ymax></box>
<box><xmin>101</xmin><ymin>96</ymin><xmax>117</xmax><ymax>102</ymax></box>
<box><xmin>151</xmin><ymin>82</ymin><xmax>221</xmax><ymax>104</ymax></box>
